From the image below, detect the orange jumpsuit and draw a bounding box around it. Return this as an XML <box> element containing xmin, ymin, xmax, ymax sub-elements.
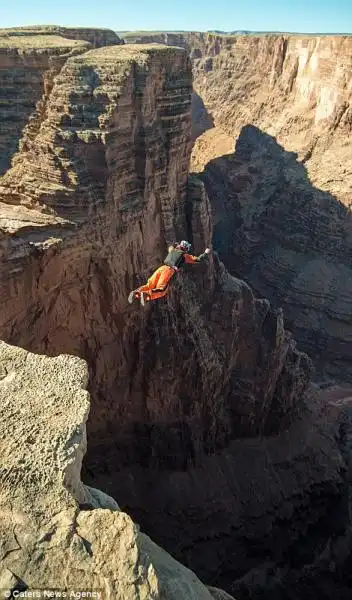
<box><xmin>136</xmin><ymin>253</ymin><xmax>201</xmax><ymax>302</ymax></box>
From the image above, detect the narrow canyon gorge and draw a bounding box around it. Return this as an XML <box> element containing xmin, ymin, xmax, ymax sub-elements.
<box><xmin>0</xmin><ymin>26</ymin><xmax>352</xmax><ymax>600</ymax></box>
<box><xmin>123</xmin><ymin>31</ymin><xmax>352</xmax><ymax>384</ymax></box>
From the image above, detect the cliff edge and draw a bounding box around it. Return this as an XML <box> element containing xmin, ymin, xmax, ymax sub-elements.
<box><xmin>0</xmin><ymin>340</ymin><xmax>233</xmax><ymax>600</ymax></box>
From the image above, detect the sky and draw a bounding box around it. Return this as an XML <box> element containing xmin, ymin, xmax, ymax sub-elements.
<box><xmin>0</xmin><ymin>0</ymin><xmax>351</xmax><ymax>34</ymax></box>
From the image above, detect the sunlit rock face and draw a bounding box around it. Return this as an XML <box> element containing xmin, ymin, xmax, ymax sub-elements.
<box><xmin>184</xmin><ymin>33</ymin><xmax>352</xmax><ymax>383</ymax></box>
<box><xmin>0</xmin><ymin>30</ymin><xmax>351</xmax><ymax>600</ymax></box>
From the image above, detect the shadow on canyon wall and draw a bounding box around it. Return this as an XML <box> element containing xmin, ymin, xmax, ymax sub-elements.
<box><xmin>191</xmin><ymin>91</ymin><xmax>214</xmax><ymax>140</ymax></box>
<box><xmin>199</xmin><ymin>124</ymin><xmax>352</xmax><ymax>383</ymax></box>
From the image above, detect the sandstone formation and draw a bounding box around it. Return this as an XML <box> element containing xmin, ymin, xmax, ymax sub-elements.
<box><xmin>200</xmin><ymin>125</ymin><xmax>352</xmax><ymax>383</ymax></box>
<box><xmin>191</xmin><ymin>91</ymin><xmax>214</xmax><ymax>140</ymax></box>
<box><xmin>189</xmin><ymin>34</ymin><xmax>352</xmax><ymax>384</ymax></box>
<box><xmin>126</xmin><ymin>31</ymin><xmax>352</xmax><ymax>383</ymax></box>
<box><xmin>121</xmin><ymin>32</ymin><xmax>215</xmax><ymax>140</ymax></box>
<box><xmin>121</xmin><ymin>32</ymin><xmax>230</xmax><ymax>141</ymax></box>
<box><xmin>190</xmin><ymin>33</ymin><xmax>352</xmax><ymax>205</ymax></box>
<box><xmin>0</xmin><ymin>340</ymin><xmax>235</xmax><ymax>600</ymax></box>
<box><xmin>120</xmin><ymin>31</ymin><xmax>231</xmax><ymax>60</ymax></box>
<box><xmin>122</xmin><ymin>33</ymin><xmax>352</xmax><ymax>379</ymax></box>
<box><xmin>189</xmin><ymin>34</ymin><xmax>352</xmax><ymax>383</ymax></box>
<box><xmin>1</xmin><ymin>25</ymin><xmax>123</xmax><ymax>48</ymax></box>
<box><xmin>0</xmin><ymin>35</ymin><xmax>88</xmax><ymax>177</ymax></box>
<box><xmin>0</xmin><ymin>32</ymin><xmax>351</xmax><ymax>600</ymax></box>
<box><xmin>121</xmin><ymin>31</ymin><xmax>192</xmax><ymax>50</ymax></box>
<box><xmin>0</xmin><ymin>26</ymin><xmax>121</xmax><ymax>176</ymax></box>
<box><xmin>122</xmin><ymin>32</ymin><xmax>352</xmax><ymax>189</ymax></box>
<box><xmin>122</xmin><ymin>32</ymin><xmax>352</xmax><ymax>205</ymax></box>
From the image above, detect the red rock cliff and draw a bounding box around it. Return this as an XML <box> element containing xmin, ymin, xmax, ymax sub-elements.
<box><xmin>190</xmin><ymin>34</ymin><xmax>352</xmax><ymax>384</ymax></box>
<box><xmin>191</xmin><ymin>33</ymin><xmax>352</xmax><ymax>196</ymax></box>
<box><xmin>165</xmin><ymin>32</ymin><xmax>352</xmax><ymax>384</ymax></box>
<box><xmin>0</xmin><ymin>39</ymin><xmax>310</xmax><ymax>455</ymax></box>
<box><xmin>0</xmin><ymin>34</ymin><xmax>351</xmax><ymax>600</ymax></box>
<box><xmin>0</xmin><ymin>26</ymin><xmax>122</xmax><ymax>176</ymax></box>
<box><xmin>1</xmin><ymin>25</ymin><xmax>123</xmax><ymax>48</ymax></box>
<box><xmin>200</xmin><ymin>125</ymin><xmax>352</xmax><ymax>383</ymax></box>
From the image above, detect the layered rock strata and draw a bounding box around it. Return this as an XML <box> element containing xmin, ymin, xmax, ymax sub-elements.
<box><xmin>1</xmin><ymin>25</ymin><xmax>123</xmax><ymax>48</ymax></box>
<box><xmin>0</xmin><ymin>35</ymin><xmax>351</xmax><ymax>599</ymax></box>
<box><xmin>122</xmin><ymin>32</ymin><xmax>352</xmax><ymax>205</ymax></box>
<box><xmin>0</xmin><ymin>26</ymin><xmax>121</xmax><ymax>176</ymax></box>
<box><xmin>189</xmin><ymin>34</ymin><xmax>352</xmax><ymax>382</ymax></box>
<box><xmin>123</xmin><ymin>33</ymin><xmax>352</xmax><ymax>357</ymax></box>
<box><xmin>190</xmin><ymin>34</ymin><xmax>352</xmax><ymax>205</ymax></box>
<box><xmin>163</xmin><ymin>32</ymin><xmax>352</xmax><ymax>382</ymax></box>
<box><xmin>200</xmin><ymin>125</ymin><xmax>352</xmax><ymax>382</ymax></box>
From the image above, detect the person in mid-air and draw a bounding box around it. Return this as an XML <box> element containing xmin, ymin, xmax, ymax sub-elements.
<box><xmin>128</xmin><ymin>240</ymin><xmax>211</xmax><ymax>306</ymax></box>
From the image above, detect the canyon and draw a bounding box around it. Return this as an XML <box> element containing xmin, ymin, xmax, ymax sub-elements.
<box><xmin>192</xmin><ymin>34</ymin><xmax>352</xmax><ymax>385</ymax></box>
<box><xmin>122</xmin><ymin>31</ymin><xmax>352</xmax><ymax>383</ymax></box>
<box><xmin>0</xmin><ymin>26</ymin><xmax>352</xmax><ymax>600</ymax></box>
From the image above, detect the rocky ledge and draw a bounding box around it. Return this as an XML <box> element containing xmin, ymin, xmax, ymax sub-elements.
<box><xmin>0</xmin><ymin>340</ymin><xmax>233</xmax><ymax>600</ymax></box>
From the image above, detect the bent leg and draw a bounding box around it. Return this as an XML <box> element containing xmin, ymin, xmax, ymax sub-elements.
<box><xmin>147</xmin><ymin>266</ymin><xmax>174</xmax><ymax>301</ymax></box>
<box><xmin>137</xmin><ymin>266</ymin><xmax>164</xmax><ymax>291</ymax></box>
<box><xmin>154</xmin><ymin>266</ymin><xmax>174</xmax><ymax>289</ymax></box>
<box><xmin>148</xmin><ymin>288</ymin><xmax>168</xmax><ymax>301</ymax></box>
<box><xmin>128</xmin><ymin>282</ymin><xmax>150</xmax><ymax>303</ymax></box>
<box><xmin>131</xmin><ymin>266</ymin><xmax>166</xmax><ymax>303</ymax></box>
<box><xmin>138</xmin><ymin>266</ymin><xmax>174</xmax><ymax>303</ymax></box>
<box><xmin>132</xmin><ymin>266</ymin><xmax>164</xmax><ymax>299</ymax></box>
<box><xmin>129</xmin><ymin>266</ymin><xmax>175</xmax><ymax>305</ymax></box>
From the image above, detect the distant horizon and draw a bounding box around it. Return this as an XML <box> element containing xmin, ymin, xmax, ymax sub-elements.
<box><xmin>2</xmin><ymin>26</ymin><xmax>352</xmax><ymax>37</ymax></box>
<box><xmin>117</xmin><ymin>28</ymin><xmax>352</xmax><ymax>35</ymax></box>
<box><xmin>0</xmin><ymin>0</ymin><xmax>351</xmax><ymax>35</ymax></box>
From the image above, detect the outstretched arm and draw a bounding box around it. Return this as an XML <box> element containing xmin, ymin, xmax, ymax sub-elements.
<box><xmin>184</xmin><ymin>248</ymin><xmax>211</xmax><ymax>264</ymax></box>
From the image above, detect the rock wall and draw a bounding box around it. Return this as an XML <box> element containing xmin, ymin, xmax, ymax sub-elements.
<box><xmin>122</xmin><ymin>32</ymin><xmax>352</xmax><ymax>201</ymax></box>
<box><xmin>0</xmin><ymin>26</ymin><xmax>121</xmax><ymax>176</ymax></box>
<box><xmin>121</xmin><ymin>31</ymin><xmax>192</xmax><ymax>50</ymax></box>
<box><xmin>200</xmin><ymin>125</ymin><xmax>352</xmax><ymax>383</ymax></box>
<box><xmin>0</xmin><ymin>340</ymin><xmax>234</xmax><ymax>600</ymax></box>
<box><xmin>0</xmin><ymin>39</ymin><xmax>308</xmax><ymax>449</ymax></box>
<box><xmin>1</xmin><ymin>25</ymin><xmax>123</xmax><ymax>48</ymax></box>
<box><xmin>186</xmin><ymin>32</ymin><xmax>352</xmax><ymax>383</ymax></box>
<box><xmin>121</xmin><ymin>31</ymin><xmax>233</xmax><ymax>59</ymax></box>
<box><xmin>0</xmin><ymin>39</ymin><xmax>312</xmax><ymax>453</ymax></box>
<box><xmin>123</xmin><ymin>32</ymin><xmax>352</xmax><ymax>204</ymax></box>
<box><xmin>0</xmin><ymin>35</ymin><xmax>88</xmax><ymax>177</ymax></box>
<box><xmin>0</xmin><ymin>34</ymin><xmax>351</xmax><ymax>599</ymax></box>
<box><xmin>122</xmin><ymin>33</ymin><xmax>352</xmax><ymax>379</ymax></box>
<box><xmin>190</xmin><ymin>33</ymin><xmax>352</xmax><ymax>202</ymax></box>
<box><xmin>121</xmin><ymin>32</ymin><xmax>231</xmax><ymax>141</ymax></box>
